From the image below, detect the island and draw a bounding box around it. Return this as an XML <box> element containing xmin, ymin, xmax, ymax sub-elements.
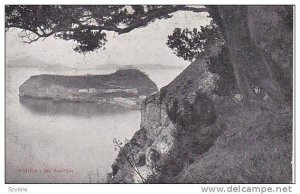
<box><xmin>19</xmin><ymin>69</ymin><xmax>158</xmax><ymax>110</ymax></box>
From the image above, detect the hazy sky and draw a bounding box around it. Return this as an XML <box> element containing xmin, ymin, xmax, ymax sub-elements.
<box><xmin>5</xmin><ymin>10</ymin><xmax>210</xmax><ymax>69</ymax></box>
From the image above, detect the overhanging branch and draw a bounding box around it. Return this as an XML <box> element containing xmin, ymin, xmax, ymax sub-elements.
<box><xmin>5</xmin><ymin>5</ymin><xmax>208</xmax><ymax>44</ymax></box>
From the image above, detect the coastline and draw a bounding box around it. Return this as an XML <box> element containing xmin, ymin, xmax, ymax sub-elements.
<box><xmin>19</xmin><ymin>95</ymin><xmax>144</xmax><ymax>110</ymax></box>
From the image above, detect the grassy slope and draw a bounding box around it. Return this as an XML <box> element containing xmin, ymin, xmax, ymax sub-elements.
<box><xmin>175</xmin><ymin>104</ymin><xmax>292</xmax><ymax>183</ymax></box>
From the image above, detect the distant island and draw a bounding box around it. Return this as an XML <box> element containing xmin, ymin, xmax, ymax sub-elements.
<box><xmin>19</xmin><ymin>69</ymin><xmax>158</xmax><ymax>109</ymax></box>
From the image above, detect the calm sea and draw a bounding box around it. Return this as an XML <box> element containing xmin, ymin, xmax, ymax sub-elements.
<box><xmin>5</xmin><ymin>67</ymin><xmax>183</xmax><ymax>183</ymax></box>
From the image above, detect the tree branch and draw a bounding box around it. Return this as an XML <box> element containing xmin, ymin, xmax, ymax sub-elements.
<box><xmin>5</xmin><ymin>5</ymin><xmax>208</xmax><ymax>49</ymax></box>
<box><xmin>6</xmin><ymin>5</ymin><xmax>207</xmax><ymax>36</ymax></box>
<box><xmin>102</xmin><ymin>6</ymin><xmax>207</xmax><ymax>34</ymax></box>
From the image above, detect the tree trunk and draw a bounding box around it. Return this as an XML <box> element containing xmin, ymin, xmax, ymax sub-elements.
<box><xmin>207</xmin><ymin>6</ymin><xmax>289</xmax><ymax>108</ymax></box>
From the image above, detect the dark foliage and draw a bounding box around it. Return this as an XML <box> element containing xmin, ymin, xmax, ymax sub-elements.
<box><xmin>182</xmin><ymin>92</ymin><xmax>217</xmax><ymax>129</ymax></box>
<box><xmin>208</xmin><ymin>46</ymin><xmax>236</xmax><ymax>95</ymax></box>
<box><xmin>166</xmin><ymin>22</ymin><xmax>222</xmax><ymax>61</ymax></box>
<box><xmin>167</xmin><ymin>22</ymin><xmax>236</xmax><ymax>96</ymax></box>
<box><xmin>5</xmin><ymin>5</ymin><xmax>207</xmax><ymax>54</ymax></box>
<box><xmin>167</xmin><ymin>92</ymin><xmax>216</xmax><ymax>131</ymax></box>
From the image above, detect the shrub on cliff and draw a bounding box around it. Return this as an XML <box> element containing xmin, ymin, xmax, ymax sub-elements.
<box><xmin>168</xmin><ymin>92</ymin><xmax>216</xmax><ymax>131</ymax></box>
<box><xmin>167</xmin><ymin>22</ymin><xmax>236</xmax><ymax>97</ymax></box>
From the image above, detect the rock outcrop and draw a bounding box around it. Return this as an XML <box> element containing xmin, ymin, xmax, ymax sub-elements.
<box><xmin>19</xmin><ymin>69</ymin><xmax>158</xmax><ymax>109</ymax></box>
<box><xmin>107</xmin><ymin>57</ymin><xmax>227</xmax><ymax>183</ymax></box>
<box><xmin>107</xmin><ymin>57</ymin><xmax>292</xmax><ymax>183</ymax></box>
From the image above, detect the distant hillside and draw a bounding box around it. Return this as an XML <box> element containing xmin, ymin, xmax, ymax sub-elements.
<box><xmin>6</xmin><ymin>56</ymin><xmax>49</xmax><ymax>68</ymax></box>
<box><xmin>135</xmin><ymin>64</ymin><xmax>184</xmax><ymax>70</ymax></box>
<box><xmin>89</xmin><ymin>64</ymin><xmax>184</xmax><ymax>70</ymax></box>
<box><xmin>6</xmin><ymin>56</ymin><xmax>75</xmax><ymax>70</ymax></box>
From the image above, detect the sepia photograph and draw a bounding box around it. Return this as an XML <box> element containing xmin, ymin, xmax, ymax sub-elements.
<box><xmin>4</xmin><ymin>2</ymin><xmax>294</xmax><ymax>187</ymax></box>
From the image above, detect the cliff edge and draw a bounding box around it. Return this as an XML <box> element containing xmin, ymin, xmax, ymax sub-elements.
<box><xmin>107</xmin><ymin>57</ymin><xmax>292</xmax><ymax>184</ymax></box>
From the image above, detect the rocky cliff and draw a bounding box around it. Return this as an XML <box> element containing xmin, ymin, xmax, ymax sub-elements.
<box><xmin>108</xmin><ymin>58</ymin><xmax>292</xmax><ymax>184</ymax></box>
<box><xmin>19</xmin><ymin>69</ymin><xmax>158</xmax><ymax>109</ymax></box>
<box><xmin>107</xmin><ymin>6</ymin><xmax>293</xmax><ymax>182</ymax></box>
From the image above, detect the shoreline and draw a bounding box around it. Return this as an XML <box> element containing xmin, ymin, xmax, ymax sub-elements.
<box><xmin>19</xmin><ymin>95</ymin><xmax>142</xmax><ymax>110</ymax></box>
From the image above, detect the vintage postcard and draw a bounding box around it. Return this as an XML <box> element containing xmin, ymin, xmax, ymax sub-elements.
<box><xmin>5</xmin><ymin>5</ymin><xmax>294</xmax><ymax>185</ymax></box>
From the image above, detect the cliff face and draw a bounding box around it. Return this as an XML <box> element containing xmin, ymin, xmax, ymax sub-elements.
<box><xmin>19</xmin><ymin>69</ymin><xmax>158</xmax><ymax>109</ymax></box>
<box><xmin>108</xmin><ymin>58</ymin><xmax>292</xmax><ymax>183</ymax></box>
<box><xmin>107</xmin><ymin>6</ymin><xmax>293</xmax><ymax>182</ymax></box>
<box><xmin>107</xmin><ymin>58</ymin><xmax>229</xmax><ymax>183</ymax></box>
<box><xmin>109</xmin><ymin>93</ymin><xmax>178</xmax><ymax>183</ymax></box>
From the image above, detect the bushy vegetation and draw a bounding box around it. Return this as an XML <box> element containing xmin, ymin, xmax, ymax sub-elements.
<box><xmin>166</xmin><ymin>22</ymin><xmax>222</xmax><ymax>61</ymax></box>
<box><xmin>208</xmin><ymin>46</ymin><xmax>236</xmax><ymax>96</ymax></box>
<box><xmin>167</xmin><ymin>22</ymin><xmax>236</xmax><ymax>96</ymax></box>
